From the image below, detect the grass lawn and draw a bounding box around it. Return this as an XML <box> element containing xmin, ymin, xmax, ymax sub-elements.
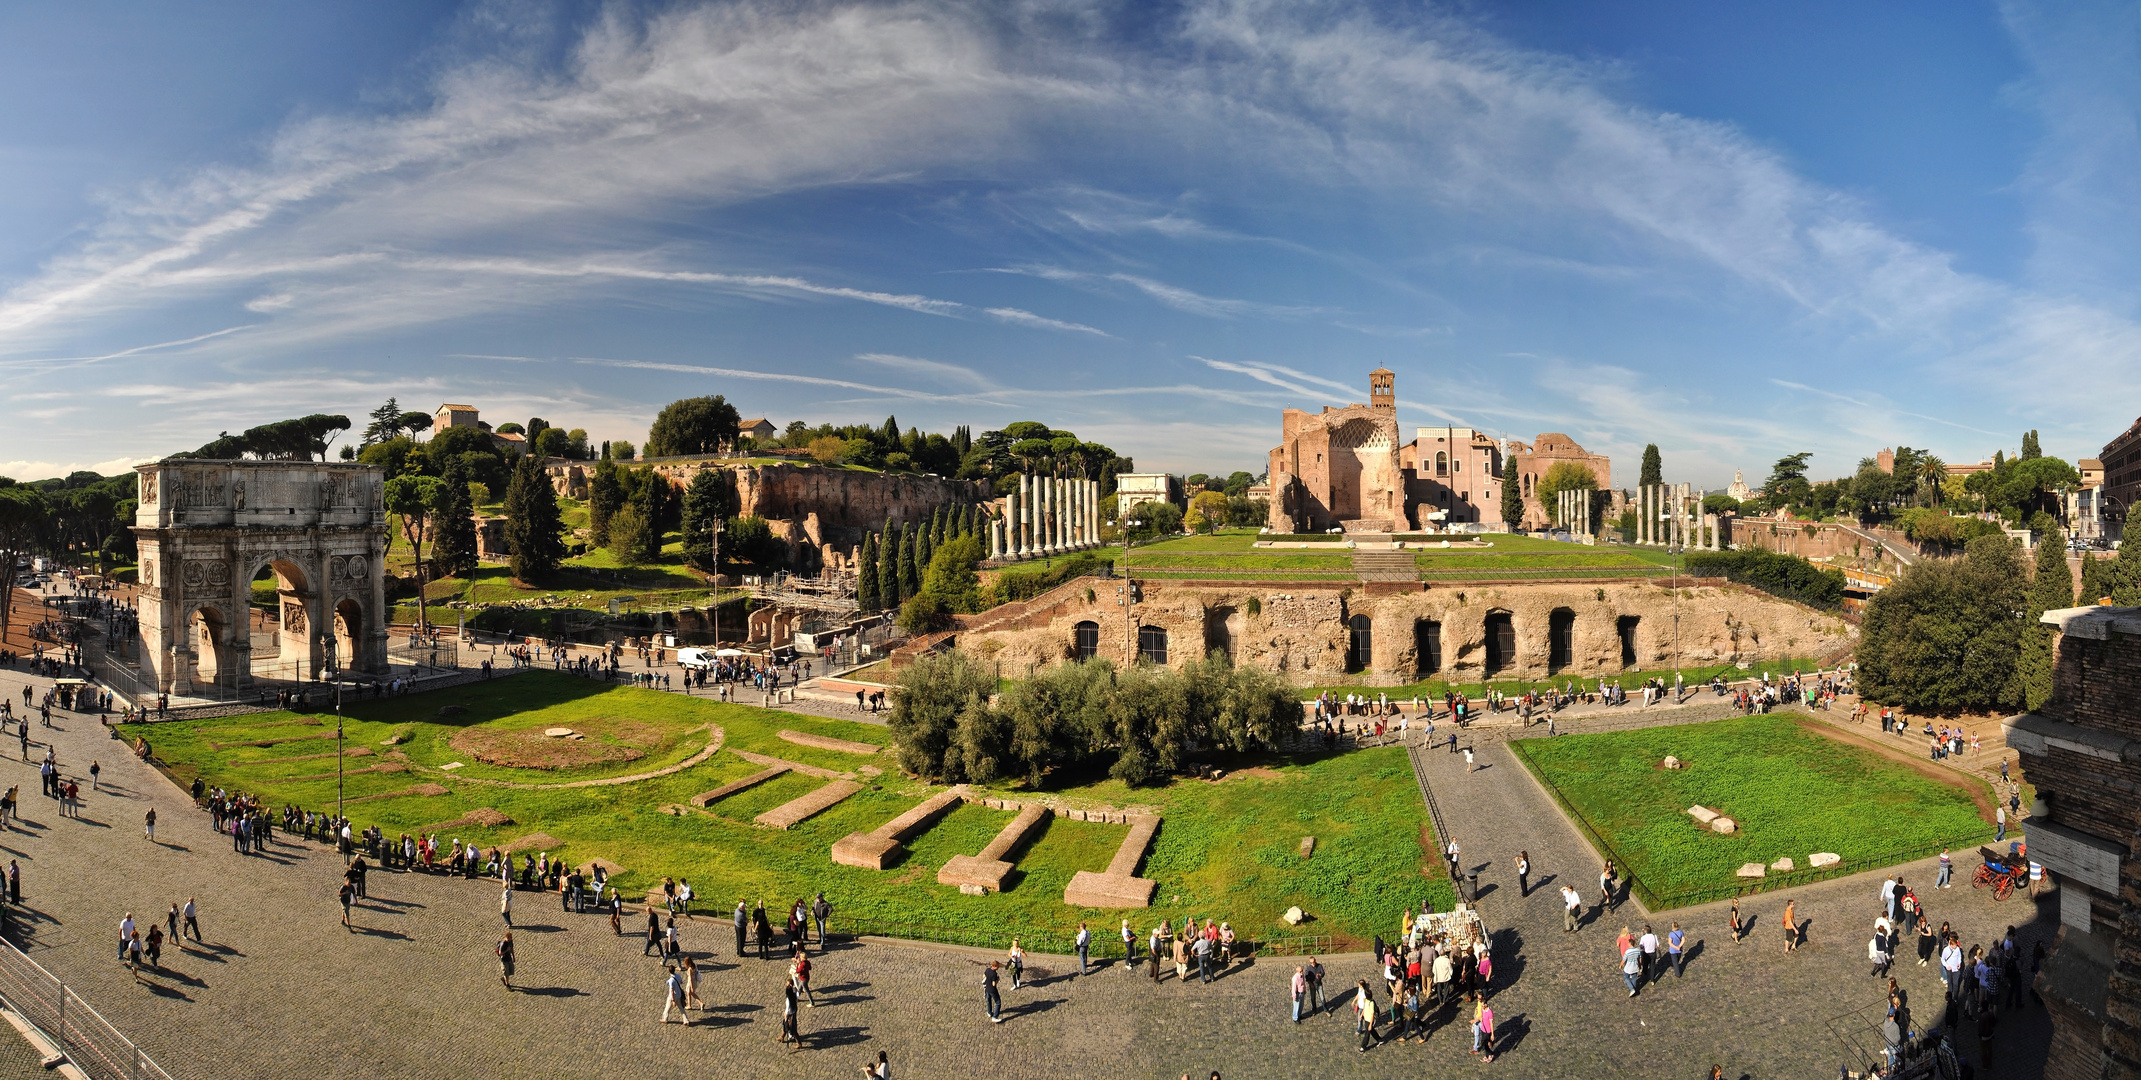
<box><xmin>127</xmin><ymin>673</ymin><xmax>1444</xmax><ymax>950</ymax></box>
<box><xmin>1292</xmin><ymin>657</ymin><xmax>1825</xmax><ymax>701</ymax></box>
<box><xmin>1509</xmin><ymin>714</ymin><xmax>1995</xmax><ymax>908</ymax></box>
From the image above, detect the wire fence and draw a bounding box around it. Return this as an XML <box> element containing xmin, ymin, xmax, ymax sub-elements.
<box><xmin>0</xmin><ymin>934</ymin><xmax>176</xmax><ymax>1080</ymax></box>
<box><xmin>834</xmin><ymin>917</ymin><xmax>1341</xmax><ymax>960</ymax></box>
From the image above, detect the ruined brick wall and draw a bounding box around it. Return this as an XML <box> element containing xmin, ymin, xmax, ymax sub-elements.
<box><xmin>955</xmin><ymin>579</ymin><xmax>1853</xmax><ymax>684</ymax></box>
<box><xmin>641</xmin><ymin>460</ymin><xmax>982</xmax><ymax>569</ymax></box>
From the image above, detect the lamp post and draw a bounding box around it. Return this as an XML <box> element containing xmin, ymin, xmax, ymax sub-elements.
<box><xmin>324</xmin><ymin>636</ymin><xmax>344</xmax><ymax>823</ymax></box>
<box><xmin>1121</xmin><ymin>518</ymin><xmax>1144</xmax><ymax>664</ymax></box>
<box><xmin>1661</xmin><ymin>508</ymin><xmax>1682</xmax><ymax>702</ymax></box>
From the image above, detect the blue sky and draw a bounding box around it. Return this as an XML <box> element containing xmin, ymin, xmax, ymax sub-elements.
<box><xmin>3</xmin><ymin>0</ymin><xmax>2138</xmax><ymax>487</ymax></box>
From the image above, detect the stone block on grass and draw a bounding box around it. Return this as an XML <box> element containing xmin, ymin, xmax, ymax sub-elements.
<box><xmin>691</xmin><ymin>765</ymin><xmax>788</xmax><ymax>808</ymax></box>
<box><xmin>1737</xmin><ymin>863</ymin><xmax>1766</xmax><ymax>878</ymax></box>
<box><xmin>1809</xmin><ymin>852</ymin><xmax>1842</xmax><ymax>868</ymax></box>
<box><xmin>1064</xmin><ymin>870</ymin><xmax>1157</xmax><ymax>908</ymax></box>
<box><xmin>1711</xmin><ymin>816</ymin><xmax>1738</xmax><ymax>834</ymax></box>
<box><xmin>1687</xmin><ymin>805</ymin><xmax>1718</xmax><ymax>824</ymax></box>
<box><xmin>1770</xmin><ymin>857</ymin><xmax>1795</xmax><ymax>872</ymax></box>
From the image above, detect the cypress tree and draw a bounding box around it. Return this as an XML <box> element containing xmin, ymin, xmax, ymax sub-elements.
<box><xmin>899</xmin><ymin>525</ymin><xmax>921</xmax><ymax>600</ymax></box>
<box><xmin>2020</xmin><ymin>535</ymin><xmax>2076</xmax><ymax>711</ymax></box>
<box><xmin>932</xmin><ymin>506</ymin><xmax>946</xmax><ymax>548</ymax></box>
<box><xmin>916</xmin><ymin>522</ymin><xmax>934</xmax><ymax>584</ymax></box>
<box><xmin>857</xmin><ymin>533</ymin><xmax>880</xmax><ymax>611</ymax></box>
<box><xmin>2080</xmin><ymin>549</ymin><xmax>2108</xmax><ymax>605</ymax></box>
<box><xmin>1499</xmin><ymin>463</ymin><xmax>1525</xmax><ymax>531</ymax></box>
<box><xmin>879</xmin><ymin>529</ymin><xmax>903</xmax><ymax>609</ymax></box>
<box><xmin>2109</xmin><ymin>537</ymin><xmax>2141</xmax><ymax>606</ymax></box>
<box><xmin>1640</xmin><ymin>444</ymin><xmax>1663</xmax><ymax>488</ymax></box>
<box><xmin>432</xmin><ymin>455</ymin><xmax>478</xmax><ymax>578</ymax></box>
<box><xmin>2020</xmin><ymin>430</ymin><xmax>2042</xmax><ymax>460</ymax></box>
<box><xmin>502</xmin><ymin>454</ymin><xmax>564</xmax><ymax>582</ymax></box>
<box><xmin>633</xmin><ymin>471</ymin><xmax>668</xmax><ymax>564</ymax></box>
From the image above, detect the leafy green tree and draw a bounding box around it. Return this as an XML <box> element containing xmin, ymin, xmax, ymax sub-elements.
<box><xmin>606</xmin><ymin>505</ymin><xmax>648</xmax><ymax>564</ymax></box>
<box><xmin>645</xmin><ymin>396</ymin><xmax>742</xmax><ymax>458</ymax></box>
<box><xmin>680</xmin><ymin>469</ymin><xmax>727</xmax><ymax>573</ymax></box>
<box><xmin>587</xmin><ymin>460</ymin><xmax>623</xmax><ymax>547</ymax></box>
<box><xmin>1684</xmin><ymin>548</ymin><xmax>1845</xmax><ymax>610</ymax></box>
<box><xmin>362</xmin><ymin>397</ymin><xmax>403</xmax><ymax>449</ymax></box>
<box><xmin>921</xmin><ymin>534</ymin><xmax>984</xmax><ymax>613</ymax></box>
<box><xmin>611</xmin><ymin>440</ymin><xmax>636</xmax><ymax>462</ymax></box>
<box><xmin>1639</xmin><ymin>444</ymin><xmax>1662</xmax><ymax>488</ymax></box>
<box><xmin>722</xmin><ymin>515</ymin><xmax>776</xmax><ymax>568</ymax></box>
<box><xmin>1761</xmin><ymin>452</ymin><xmax>1814</xmax><ymax>511</ymax></box>
<box><xmin>502</xmin><ymin>455</ymin><xmax>565</xmax><ymax>581</ymax></box>
<box><xmin>887</xmin><ymin>648</ymin><xmax>998</xmax><ymax>782</ymax></box>
<box><xmin>857</xmin><ymin>533</ymin><xmax>880</xmax><ymax>611</ymax></box>
<box><xmin>1534</xmin><ymin>461</ymin><xmax>1599</xmax><ymax>526</ymax></box>
<box><xmin>1858</xmin><ymin>534</ymin><xmax>2027</xmax><ymax>711</ymax></box>
<box><xmin>0</xmin><ymin>487</ymin><xmax>51</xmax><ymax>639</ymax></box>
<box><xmin>432</xmin><ymin>456</ymin><xmax>478</xmax><ymax>579</ymax></box>
<box><xmin>2019</xmin><ymin>533</ymin><xmax>2076</xmax><ymax>710</ymax></box>
<box><xmin>384</xmin><ymin>474</ymin><xmax>447</xmax><ymax>598</ymax></box>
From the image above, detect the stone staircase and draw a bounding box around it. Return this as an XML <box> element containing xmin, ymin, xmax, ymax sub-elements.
<box><xmin>1350</xmin><ymin>550</ymin><xmax>1416</xmax><ymax>580</ymax></box>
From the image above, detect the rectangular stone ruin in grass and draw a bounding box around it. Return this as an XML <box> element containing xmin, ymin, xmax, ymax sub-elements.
<box><xmin>1064</xmin><ymin>814</ymin><xmax>1161</xmax><ymax>908</ymax></box>
<box><xmin>939</xmin><ymin>804</ymin><xmax>1051</xmax><ymax>893</ymax></box>
<box><xmin>756</xmin><ymin>780</ymin><xmax>863</xmax><ymax>829</ymax></box>
<box><xmin>691</xmin><ymin>765</ymin><xmax>789</xmax><ymax>808</ymax></box>
<box><xmin>777</xmin><ymin>729</ymin><xmax>882</xmax><ymax>756</ymax></box>
<box><xmin>831</xmin><ymin>788</ymin><xmax>967</xmax><ymax>869</ymax></box>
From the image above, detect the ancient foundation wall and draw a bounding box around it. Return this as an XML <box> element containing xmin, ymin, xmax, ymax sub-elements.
<box><xmin>949</xmin><ymin>578</ymin><xmax>1855</xmax><ymax>684</ymax></box>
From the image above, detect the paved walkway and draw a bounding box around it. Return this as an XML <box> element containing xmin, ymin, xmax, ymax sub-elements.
<box><xmin>0</xmin><ymin>658</ymin><xmax>2057</xmax><ymax>1079</ymax></box>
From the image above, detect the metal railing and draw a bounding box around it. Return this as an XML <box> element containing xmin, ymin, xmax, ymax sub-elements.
<box><xmin>0</xmin><ymin>934</ymin><xmax>176</xmax><ymax>1080</ymax></box>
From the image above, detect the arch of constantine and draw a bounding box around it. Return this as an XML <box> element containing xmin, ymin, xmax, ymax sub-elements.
<box><xmin>132</xmin><ymin>460</ymin><xmax>390</xmax><ymax>695</ymax></box>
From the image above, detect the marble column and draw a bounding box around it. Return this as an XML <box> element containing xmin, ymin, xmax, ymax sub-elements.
<box><xmin>1014</xmin><ymin>477</ymin><xmax>1029</xmax><ymax>559</ymax></box>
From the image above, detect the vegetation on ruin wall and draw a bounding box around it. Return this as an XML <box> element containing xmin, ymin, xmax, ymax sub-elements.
<box><xmin>986</xmin><ymin>552</ymin><xmax>1114</xmax><ymax>604</ymax></box>
<box><xmin>1291</xmin><ymin>657</ymin><xmax>1823</xmax><ymax>701</ymax></box>
<box><xmin>123</xmin><ymin>673</ymin><xmax>1434</xmax><ymax>949</ymax></box>
<box><xmin>1509</xmin><ymin>714</ymin><xmax>1993</xmax><ymax>908</ymax></box>
<box><xmin>1683</xmin><ymin>548</ymin><xmax>1845</xmax><ymax>611</ymax></box>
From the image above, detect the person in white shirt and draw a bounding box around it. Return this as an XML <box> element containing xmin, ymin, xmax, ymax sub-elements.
<box><xmin>118</xmin><ymin>912</ymin><xmax>135</xmax><ymax>961</ymax></box>
<box><xmin>1637</xmin><ymin>927</ymin><xmax>1659</xmax><ymax>984</ymax></box>
<box><xmin>1562</xmin><ymin>887</ymin><xmax>1582</xmax><ymax>932</ymax></box>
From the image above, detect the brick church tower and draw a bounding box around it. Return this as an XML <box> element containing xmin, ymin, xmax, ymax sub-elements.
<box><xmin>1369</xmin><ymin>367</ymin><xmax>1395</xmax><ymax>410</ymax></box>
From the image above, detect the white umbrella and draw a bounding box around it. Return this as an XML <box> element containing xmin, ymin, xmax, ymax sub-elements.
<box><xmin>713</xmin><ymin>648</ymin><xmax>747</xmax><ymax>658</ymax></box>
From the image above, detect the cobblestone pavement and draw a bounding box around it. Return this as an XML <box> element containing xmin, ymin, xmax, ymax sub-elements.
<box><xmin>0</xmin><ymin>659</ymin><xmax>2055</xmax><ymax>1080</ymax></box>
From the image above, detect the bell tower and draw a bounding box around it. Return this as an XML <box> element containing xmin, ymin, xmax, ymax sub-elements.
<box><xmin>1369</xmin><ymin>367</ymin><xmax>1395</xmax><ymax>410</ymax></box>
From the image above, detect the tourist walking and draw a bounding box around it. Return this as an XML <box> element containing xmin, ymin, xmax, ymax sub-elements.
<box><xmin>1354</xmin><ymin>980</ymin><xmax>1378</xmax><ymax>1051</ymax></box>
<box><xmin>735</xmin><ymin>900</ymin><xmax>748</xmax><ymax>955</ymax></box>
<box><xmin>500</xmin><ymin>885</ymin><xmax>513</xmax><ymax>927</ymax></box>
<box><xmin>1937</xmin><ymin>848</ymin><xmax>1953</xmax><ymax>888</ymax></box>
<box><xmin>1562</xmin><ymin>885</ymin><xmax>1582</xmax><ymax>932</ymax></box>
<box><xmin>984</xmin><ymin>961</ymin><xmax>1003</xmax><ymax>1023</ymax></box>
<box><xmin>781</xmin><ymin>981</ymin><xmax>804</xmax><ymax>1048</ymax></box>
<box><xmin>813</xmin><ymin>892</ymin><xmax>831</xmax><ymax>945</ymax></box>
<box><xmin>1782</xmin><ymin>900</ymin><xmax>1799</xmax><ymax>954</ymax></box>
<box><xmin>1516</xmin><ymin>851</ymin><xmax>1530</xmax><ymax>897</ymax></box>
<box><xmin>1729</xmin><ymin>898</ymin><xmax>1744</xmax><ymax>944</ymax></box>
<box><xmin>1621</xmin><ymin>938</ymin><xmax>1643</xmax><ymax>996</ymax></box>
<box><xmin>182</xmin><ymin>898</ymin><xmax>200</xmax><ymax>943</ymax></box>
<box><xmin>496</xmin><ymin>931</ymin><xmax>515</xmax><ymax>989</ymax></box>
<box><xmin>661</xmin><ymin>966</ymin><xmax>686</xmax><ymax>1023</ymax></box>
<box><xmin>1291</xmin><ymin>965</ymin><xmax>1308</xmax><ymax>1022</ymax></box>
<box><xmin>143</xmin><ymin>807</ymin><xmax>155</xmax><ymax>842</ymax></box>
<box><xmin>339</xmin><ymin>881</ymin><xmax>354</xmax><ymax>929</ymax></box>
<box><xmin>1668</xmin><ymin>923</ymin><xmax>1686</xmax><ymax>977</ymax></box>
<box><xmin>1075</xmin><ymin>922</ymin><xmax>1091</xmax><ymax>975</ymax></box>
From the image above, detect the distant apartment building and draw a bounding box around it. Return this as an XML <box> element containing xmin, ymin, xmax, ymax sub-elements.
<box><xmin>2101</xmin><ymin>417</ymin><xmax>2141</xmax><ymax>542</ymax></box>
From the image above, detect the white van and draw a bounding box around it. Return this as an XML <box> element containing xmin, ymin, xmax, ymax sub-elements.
<box><xmin>675</xmin><ymin>647</ymin><xmax>717</xmax><ymax>670</ymax></box>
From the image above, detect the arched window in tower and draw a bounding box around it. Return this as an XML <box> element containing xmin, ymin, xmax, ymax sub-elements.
<box><xmin>1435</xmin><ymin>451</ymin><xmax>1448</xmax><ymax>477</ymax></box>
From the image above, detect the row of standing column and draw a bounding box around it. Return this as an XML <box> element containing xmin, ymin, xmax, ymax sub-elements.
<box><xmin>985</xmin><ymin>476</ymin><xmax>1102</xmax><ymax>561</ymax></box>
<box><xmin>1633</xmin><ymin>483</ymin><xmax>1721</xmax><ymax>550</ymax></box>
